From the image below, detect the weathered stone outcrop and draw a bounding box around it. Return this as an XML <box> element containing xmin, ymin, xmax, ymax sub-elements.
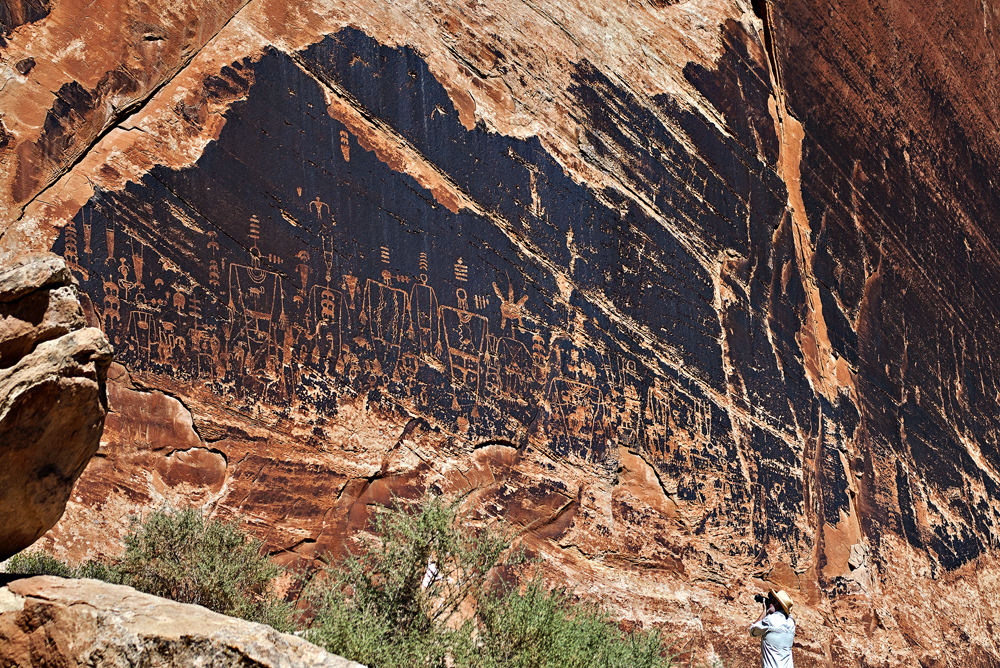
<box><xmin>0</xmin><ymin>0</ymin><xmax>51</xmax><ymax>38</ymax></box>
<box><xmin>0</xmin><ymin>253</ymin><xmax>112</xmax><ymax>561</ymax></box>
<box><xmin>2</xmin><ymin>0</ymin><xmax>1000</xmax><ymax>665</ymax></box>
<box><xmin>0</xmin><ymin>576</ymin><xmax>362</xmax><ymax>667</ymax></box>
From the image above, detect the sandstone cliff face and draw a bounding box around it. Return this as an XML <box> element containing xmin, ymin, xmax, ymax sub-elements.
<box><xmin>1</xmin><ymin>0</ymin><xmax>999</xmax><ymax>665</ymax></box>
<box><xmin>0</xmin><ymin>576</ymin><xmax>363</xmax><ymax>667</ymax></box>
<box><xmin>0</xmin><ymin>253</ymin><xmax>112</xmax><ymax>560</ymax></box>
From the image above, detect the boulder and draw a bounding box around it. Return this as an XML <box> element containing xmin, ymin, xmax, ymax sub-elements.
<box><xmin>0</xmin><ymin>253</ymin><xmax>112</xmax><ymax>560</ymax></box>
<box><xmin>0</xmin><ymin>576</ymin><xmax>363</xmax><ymax>667</ymax></box>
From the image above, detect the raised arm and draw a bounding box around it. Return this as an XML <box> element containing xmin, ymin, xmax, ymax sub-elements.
<box><xmin>748</xmin><ymin>595</ymin><xmax>775</xmax><ymax>637</ymax></box>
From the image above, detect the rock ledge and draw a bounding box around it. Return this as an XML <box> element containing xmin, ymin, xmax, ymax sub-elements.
<box><xmin>0</xmin><ymin>576</ymin><xmax>363</xmax><ymax>668</ymax></box>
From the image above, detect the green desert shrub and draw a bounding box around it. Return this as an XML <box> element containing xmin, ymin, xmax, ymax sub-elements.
<box><xmin>112</xmin><ymin>507</ymin><xmax>294</xmax><ymax>630</ymax></box>
<box><xmin>4</xmin><ymin>549</ymin><xmax>74</xmax><ymax>578</ymax></box>
<box><xmin>4</xmin><ymin>508</ymin><xmax>293</xmax><ymax>631</ymax></box>
<box><xmin>74</xmin><ymin>557</ymin><xmax>123</xmax><ymax>583</ymax></box>
<box><xmin>305</xmin><ymin>495</ymin><xmax>509</xmax><ymax>667</ymax></box>
<box><xmin>6</xmin><ymin>502</ymin><xmax>684</xmax><ymax>668</ymax></box>
<box><xmin>475</xmin><ymin>578</ymin><xmax>673</xmax><ymax>668</ymax></box>
<box><xmin>305</xmin><ymin>495</ymin><xmax>675</xmax><ymax>668</ymax></box>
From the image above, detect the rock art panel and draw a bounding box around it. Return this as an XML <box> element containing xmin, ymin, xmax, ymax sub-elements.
<box><xmin>53</xmin><ymin>30</ymin><xmax>774</xmax><ymax>553</ymax></box>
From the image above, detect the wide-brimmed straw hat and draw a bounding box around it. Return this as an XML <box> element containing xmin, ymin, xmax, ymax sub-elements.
<box><xmin>769</xmin><ymin>589</ymin><xmax>794</xmax><ymax>615</ymax></box>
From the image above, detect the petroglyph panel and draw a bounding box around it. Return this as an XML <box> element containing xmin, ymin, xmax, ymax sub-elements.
<box><xmin>52</xmin><ymin>29</ymin><xmax>782</xmax><ymax>547</ymax></box>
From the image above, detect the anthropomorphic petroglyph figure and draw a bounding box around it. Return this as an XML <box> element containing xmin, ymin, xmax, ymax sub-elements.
<box><xmin>485</xmin><ymin>332</ymin><xmax>533</xmax><ymax>407</ymax></box>
<box><xmin>131</xmin><ymin>242</ymin><xmax>145</xmax><ymax>288</ymax></box>
<box><xmin>309</xmin><ymin>197</ymin><xmax>329</xmax><ymax>220</ymax></box>
<box><xmin>295</xmin><ymin>250</ymin><xmax>311</xmax><ymax>305</ymax></box>
<box><xmin>118</xmin><ymin>258</ymin><xmax>137</xmax><ymax>301</ymax></box>
<box><xmin>105</xmin><ymin>219</ymin><xmax>115</xmax><ymax>264</ymax></box>
<box><xmin>361</xmin><ymin>276</ymin><xmax>410</xmax><ymax>382</ymax></box>
<box><xmin>102</xmin><ymin>280</ymin><xmax>121</xmax><ymax>338</ymax></box>
<box><xmin>440</xmin><ymin>301</ymin><xmax>488</xmax><ymax>397</ymax></box>
<box><xmin>228</xmin><ymin>219</ymin><xmax>286</xmax><ymax>388</ymax></box>
<box><xmin>547</xmin><ymin>376</ymin><xmax>603</xmax><ymax>456</ymax></box>
<box><xmin>127</xmin><ymin>306</ymin><xmax>159</xmax><ymax>365</ymax></box>
<box><xmin>644</xmin><ymin>382</ymin><xmax>673</xmax><ymax>462</ymax></box>
<box><xmin>342</xmin><ymin>273</ymin><xmax>358</xmax><ymax>310</ymax></box>
<box><xmin>82</xmin><ymin>207</ymin><xmax>93</xmax><ymax>257</ymax></box>
<box><xmin>410</xmin><ymin>276</ymin><xmax>440</xmax><ymax>358</ymax></box>
<box><xmin>305</xmin><ymin>284</ymin><xmax>343</xmax><ymax>373</ymax></box>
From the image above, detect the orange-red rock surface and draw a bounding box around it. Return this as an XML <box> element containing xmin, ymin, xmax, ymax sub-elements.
<box><xmin>2</xmin><ymin>0</ymin><xmax>1000</xmax><ymax>665</ymax></box>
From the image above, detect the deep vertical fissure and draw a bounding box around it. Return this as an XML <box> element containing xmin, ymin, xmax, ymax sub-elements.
<box><xmin>750</xmin><ymin>0</ymin><xmax>781</xmax><ymax>93</ymax></box>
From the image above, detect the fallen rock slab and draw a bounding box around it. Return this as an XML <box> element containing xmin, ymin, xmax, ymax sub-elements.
<box><xmin>0</xmin><ymin>576</ymin><xmax>364</xmax><ymax>668</ymax></box>
<box><xmin>0</xmin><ymin>253</ymin><xmax>113</xmax><ymax>560</ymax></box>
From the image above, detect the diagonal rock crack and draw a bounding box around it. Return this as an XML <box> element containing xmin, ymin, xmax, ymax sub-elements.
<box><xmin>6</xmin><ymin>0</ymin><xmax>256</xmax><ymax>234</ymax></box>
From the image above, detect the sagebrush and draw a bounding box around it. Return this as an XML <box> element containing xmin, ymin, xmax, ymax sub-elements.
<box><xmin>5</xmin><ymin>508</ymin><xmax>293</xmax><ymax>631</ymax></box>
<box><xmin>5</xmin><ymin>500</ymin><xmax>681</xmax><ymax>668</ymax></box>
<box><xmin>305</xmin><ymin>495</ymin><xmax>677</xmax><ymax>668</ymax></box>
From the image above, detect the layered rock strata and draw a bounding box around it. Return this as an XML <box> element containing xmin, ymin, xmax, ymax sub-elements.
<box><xmin>0</xmin><ymin>575</ymin><xmax>362</xmax><ymax>667</ymax></box>
<box><xmin>0</xmin><ymin>0</ymin><xmax>999</xmax><ymax>665</ymax></box>
<box><xmin>0</xmin><ymin>253</ymin><xmax>112</xmax><ymax>560</ymax></box>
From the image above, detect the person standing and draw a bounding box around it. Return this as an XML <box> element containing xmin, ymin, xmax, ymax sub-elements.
<box><xmin>748</xmin><ymin>589</ymin><xmax>795</xmax><ymax>668</ymax></box>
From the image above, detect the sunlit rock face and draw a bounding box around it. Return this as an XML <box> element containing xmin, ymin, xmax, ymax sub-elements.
<box><xmin>2</xmin><ymin>0</ymin><xmax>1000</xmax><ymax>664</ymax></box>
<box><xmin>0</xmin><ymin>576</ymin><xmax>362</xmax><ymax>667</ymax></box>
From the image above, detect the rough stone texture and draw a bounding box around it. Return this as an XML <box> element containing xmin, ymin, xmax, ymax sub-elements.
<box><xmin>0</xmin><ymin>576</ymin><xmax>364</xmax><ymax>667</ymax></box>
<box><xmin>0</xmin><ymin>0</ymin><xmax>51</xmax><ymax>38</ymax></box>
<box><xmin>0</xmin><ymin>253</ymin><xmax>112</xmax><ymax>561</ymax></box>
<box><xmin>2</xmin><ymin>0</ymin><xmax>1000</xmax><ymax>665</ymax></box>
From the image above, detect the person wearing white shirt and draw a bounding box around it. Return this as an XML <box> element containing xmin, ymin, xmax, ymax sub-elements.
<box><xmin>748</xmin><ymin>589</ymin><xmax>795</xmax><ymax>668</ymax></box>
